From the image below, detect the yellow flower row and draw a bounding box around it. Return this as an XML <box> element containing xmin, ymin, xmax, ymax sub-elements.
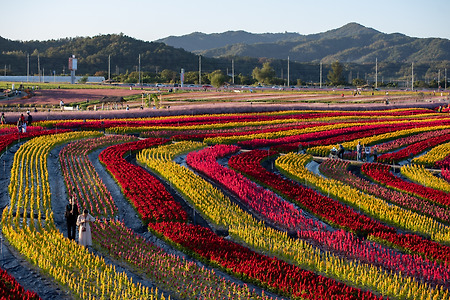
<box><xmin>412</xmin><ymin>142</ymin><xmax>450</xmax><ymax>167</ymax></box>
<box><xmin>107</xmin><ymin>118</ymin><xmax>312</xmax><ymax>135</ymax></box>
<box><xmin>401</xmin><ymin>164</ymin><xmax>450</xmax><ymax>193</ymax></box>
<box><xmin>307</xmin><ymin>124</ymin><xmax>450</xmax><ymax>156</ymax></box>
<box><xmin>4</xmin><ymin>131</ymin><xmax>164</xmax><ymax>300</ymax></box>
<box><xmin>275</xmin><ymin>153</ymin><xmax>450</xmax><ymax>244</ymax></box>
<box><xmin>206</xmin><ymin>118</ymin><xmax>447</xmax><ymax>145</ymax></box>
<box><xmin>137</xmin><ymin>142</ymin><xmax>448</xmax><ymax>300</ymax></box>
<box><xmin>1</xmin><ymin>224</ymin><xmax>159</xmax><ymax>300</ymax></box>
<box><xmin>36</xmin><ymin>108</ymin><xmax>429</xmax><ymax>127</ymax></box>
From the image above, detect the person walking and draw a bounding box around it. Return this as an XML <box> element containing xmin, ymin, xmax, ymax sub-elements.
<box><xmin>76</xmin><ymin>209</ymin><xmax>95</xmax><ymax>247</ymax></box>
<box><xmin>356</xmin><ymin>141</ymin><xmax>362</xmax><ymax>161</ymax></box>
<box><xmin>65</xmin><ymin>192</ymin><xmax>79</xmax><ymax>241</ymax></box>
<box><xmin>17</xmin><ymin>116</ymin><xmax>23</xmax><ymax>133</ymax></box>
<box><xmin>1</xmin><ymin>112</ymin><xmax>5</xmax><ymax>125</ymax></box>
<box><xmin>373</xmin><ymin>146</ymin><xmax>378</xmax><ymax>162</ymax></box>
<box><xmin>26</xmin><ymin>111</ymin><xmax>32</xmax><ymax>126</ymax></box>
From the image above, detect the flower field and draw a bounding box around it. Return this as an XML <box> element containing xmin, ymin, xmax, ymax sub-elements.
<box><xmin>2</xmin><ymin>105</ymin><xmax>450</xmax><ymax>299</ymax></box>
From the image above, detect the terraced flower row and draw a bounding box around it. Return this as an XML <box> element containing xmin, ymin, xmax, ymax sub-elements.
<box><xmin>98</xmin><ymin>138</ymin><xmax>189</xmax><ymax>223</ymax></box>
<box><xmin>276</xmin><ymin>154</ymin><xmax>450</xmax><ymax>244</ymax></box>
<box><xmin>59</xmin><ymin>135</ymin><xmax>136</xmax><ymax>217</ymax></box>
<box><xmin>362</xmin><ymin>163</ymin><xmax>450</xmax><ymax>208</ymax></box>
<box><xmin>319</xmin><ymin>159</ymin><xmax>450</xmax><ymax>225</ymax></box>
<box><xmin>228</xmin><ymin>150</ymin><xmax>450</xmax><ymax>283</ymax></box>
<box><xmin>307</xmin><ymin>121</ymin><xmax>450</xmax><ymax>157</ymax></box>
<box><xmin>138</xmin><ymin>142</ymin><xmax>448</xmax><ymax>300</ymax></box>
<box><xmin>0</xmin><ymin>266</ymin><xmax>40</xmax><ymax>300</ymax></box>
<box><xmin>3</xmin><ymin>131</ymin><xmax>161</xmax><ymax>299</ymax></box>
<box><xmin>57</xmin><ymin>136</ymin><xmax>275</xmax><ymax>299</ymax></box>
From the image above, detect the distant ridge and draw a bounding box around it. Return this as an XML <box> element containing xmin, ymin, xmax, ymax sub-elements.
<box><xmin>157</xmin><ymin>22</ymin><xmax>450</xmax><ymax>64</ymax></box>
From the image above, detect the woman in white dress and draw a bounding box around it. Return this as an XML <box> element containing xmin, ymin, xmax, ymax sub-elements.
<box><xmin>76</xmin><ymin>209</ymin><xmax>95</xmax><ymax>246</ymax></box>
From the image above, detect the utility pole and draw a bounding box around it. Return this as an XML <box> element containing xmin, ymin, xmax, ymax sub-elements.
<box><xmin>108</xmin><ymin>55</ymin><xmax>111</xmax><ymax>80</ymax></box>
<box><xmin>232</xmin><ymin>59</ymin><xmax>234</xmax><ymax>85</ymax></box>
<box><xmin>287</xmin><ymin>56</ymin><xmax>290</xmax><ymax>87</ymax></box>
<box><xmin>438</xmin><ymin>69</ymin><xmax>441</xmax><ymax>89</ymax></box>
<box><xmin>27</xmin><ymin>53</ymin><xmax>29</xmax><ymax>82</ymax></box>
<box><xmin>411</xmin><ymin>62</ymin><xmax>414</xmax><ymax>91</ymax></box>
<box><xmin>199</xmin><ymin>56</ymin><xmax>202</xmax><ymax>85</ymax></box>
<box><xmin>445</xmin><ymin>68</ymin><xmax>447</xmax><ymax>90</ymax></box>
<box><xmin>319</xmin><ymin>62</ymin><xmax>322</xmax><ymax>89</ymax></box>
<box><xmin>375</xmin><ymin>58</ymin><xmax>378</xmax><ymax>89</ymax></box>
<box><xmin>138</xmin><ymin>54</ymin><xmax>141</xmax><ymax>86</ymax></box>
<box><xmin>37</xmin><ymin>53</ymin><xmax>40</xmax><ymax>83</ymax></box>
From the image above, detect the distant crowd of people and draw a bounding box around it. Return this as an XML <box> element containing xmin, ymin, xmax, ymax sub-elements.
<box><xmin>330</xmin><ymin>142</ymin><xmax>378</xmax><ymax>162</ymax></box>
<box><xmin>0</xmin><ymin>111</ymin><xmax>33</xmax><ymax>133</ymax></box>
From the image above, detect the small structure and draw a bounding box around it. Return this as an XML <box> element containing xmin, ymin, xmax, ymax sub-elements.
<box><xmin>99</xmin><ymin>96</ymin><xmax>126</xmax><ymax>109</ymax></box>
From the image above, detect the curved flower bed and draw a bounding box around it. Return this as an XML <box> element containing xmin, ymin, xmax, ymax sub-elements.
<box><xmin>0</xmin><ymin>267</ymin><xmax>40</xmax><ymax>300</ymax></box>
<box><xmin>308</xmin><ymin>121</ymin><xmax>450</xmax><ymax>157</ymax></box>
<box><xmin>401</xmin><ymin>164</ymin><xmax>450</xmax><ymax>193</ymax></box>
<box><xmin>228</xmin><ymin>149</ymin><xmax>391</xmax><ymax>236</ymax></box>
<box><xmin>276</xmin><ymin>154</ymin><xmax>450</xmax><ymax>244</ymax></box>
<box><xmin>149</xmin><ymin>221</ymin><xmax>383</xmax><ymax>300</ymax></box>
<box><xmin>228</xmin><ymin>150</ymin><xmax>450</xmax><ymax>283</ymax></box>
<box><xmin>3</xmin><ymin>131</ymin><xmax>159</xmax><ymax>299</ymax></box>
<box><xmin>99</xmin><ymin>138</ymin><xmax>188</xmax><ymax>223</ymax></box>
<box><xmin>320</xmin><ymin>159</ymin><xmax>450</xmax><ymax>224</ymax></box>
<box><xmin>59</xmin><ymin>135</ymin><xmax>136</xmax><ymax>217</ymax></box>
<box><xmin>139</xmin><ymin>142</ymin><xmax>448</xmax><ymax>300</ymax></box>
<box><xmin>412</xmin><ymin>141</ymin><xmax>450</xmax><ymax>167</ymax></box>
<box><xmin>378</xmin><ymin>134</ymin><xmax>450</xmax><ymax>164</ymax></box>
<box><xmin>186</xmin><ymin>144</ymin><xmax>315</xmax><ymax>231</ymax></box>
<box><xmin>375</xmin><ymin>128</ymin><xmax>450</xmax><ymax>154</ymax></box>
<box><xmin>362</xmin><ymin>163</ymin><xmax>450</xmax><ymax>208</ymax></box>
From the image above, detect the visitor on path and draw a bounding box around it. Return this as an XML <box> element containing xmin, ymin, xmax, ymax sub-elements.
<box><xmin>365</xmin><ymin>146</ymin><xmax>371</xmax><ymax>162</ymax></box>
<box><xmin>77</xmin><ymin>209</ymin><xmax>95</xmax><ymax>247</ymax></box>
<box><xmin>1</xmin><ymin>112</ymin><xmax>5</xmax><ymax>125</ymax></box>
<box><xmin>338</xmin><ymin>144</ymin><xmax>345</xmax><ymax>159</ymax></box>
<box><xmin>17</xmin><ymin>116</ymin><xmax>23</xmax><ymax>133</ymax></box>
<box><xmin>65</xmin><ymin>192</ymin><xmax>79</xmax><ymax>241</ymax></box>
<box><xmin>373</xmin><ymin>146</ymin><xmax>378</xmax><ymax>162</ymax></box>
<box><xmin>26</xmin><ymin>111</ymin><xmax>32</xmax><ymax>126</ymax></box>
<box><xmin>356</xmin><ymin>141</ymin><xmax>362</xmax><ymax>161</ymax></box>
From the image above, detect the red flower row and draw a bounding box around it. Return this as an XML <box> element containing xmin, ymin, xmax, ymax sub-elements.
<box><xmin>246</xmin><ymin>118</ymin><xmax>450</xmax><ymax>151</ymax></box>
<box><xmin>0</xmin><ymin>267</ymin><xmax>40</xmax><ymax>300</ymax></box>
<box><xmin>149</xmin><ymin>221</ymin><xmax>382</xmax><ymax>300</ymax></box>
<box><xmin>319</xmin><ymin>159</ymin><xmax>450</xmax><ymax>224</ymax></box>
<box><xmin>99</xmin><ymin>138</ymin><xmax>188</xmax><ymax>223</ymax></box>
<box><xmin>378</xmin><ymin>133</ymin><xmax>450</xmax><ymax>164</ymax></box>
<box><xmin>0</xmin><ymin>129</ymin><xmax>71</xmax><ymax>153</ymax></box>
<box><xmin>361</xmin><ymin>163</ymin><xmax>450</xmax><ymax>207</ymax></box>
<box><xmin>370</xmin><ymin>231</ymin><xmax>450</xmax><ymax>264</ymax></box>
<box><xmin>228</xmin><ymin>149</ymin><xmax>393</xmax><ymax>236</ymax></box>
<box><xmin>46</xmin><ymin>109</ymin><xmax>433</xmax><ymax>130</ymax></box>
<box><xmin>186</xmin><ymin>145</ymin><xmax>317</xmax><ymax>231</ymax></box>
<box><xmin>239</xmin><ymin>123</ymin><xmax>395</xmax><ymax>149</ymax></box>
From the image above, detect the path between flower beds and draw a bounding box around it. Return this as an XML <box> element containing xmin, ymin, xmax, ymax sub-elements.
<box><xmin>0</xmin><ymin>143</ymin><xmax>70</xmax><ymax>299</ymax></box>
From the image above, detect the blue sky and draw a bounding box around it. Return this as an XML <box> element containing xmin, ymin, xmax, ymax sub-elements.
<box><xmin>2</xmin><ymin>0</ymin><xmax>448</xmax><ymax>42</ymax></box>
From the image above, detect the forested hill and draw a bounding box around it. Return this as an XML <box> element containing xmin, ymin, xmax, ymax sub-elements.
<box><xmin>0</xmin><ymin>34</ymin><xmax>220</xmax><ymax>76</ymax></box>
<box><xmin>158</xmin><ymin>23</ymin><xmax>450</xmax><ymax>64</ymax></box>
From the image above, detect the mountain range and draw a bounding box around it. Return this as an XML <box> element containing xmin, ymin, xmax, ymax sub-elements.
<box><xmin>157</xmin><ymin>22</ymin><xmax>450</xmax><ymax>64</ymax></box>
<box><xmin>0</xmin><ymin>23</ymin><xmax>448</xmax><ymax>84</ymax></box>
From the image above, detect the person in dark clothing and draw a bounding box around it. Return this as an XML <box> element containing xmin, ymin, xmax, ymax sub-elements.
<box><xmin>65</xmin><ymin>191</ymin><xmax>79</xmax><ymax>240</ymax></box>
<box><xmin>27</xmin><ymin>111</ymin><xmax>32</xmax><ymax>126</ymax></box>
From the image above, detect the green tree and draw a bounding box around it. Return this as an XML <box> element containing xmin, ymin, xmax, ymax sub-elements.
<box><xmin>252</xmin><ymin>62</ymin><xmax>276</xmax><ymax>84</ymax></box>
<box><xmin>160</xmin><ymin>69</ymin><xmax>178</xmax><ymax>83</ymax></box>
<box><xmin>352</xmin><ymin>78</ymin><xmax>366</xmax><ymax>87</ymax></box>
<box><xmin>327</xmin><ymin>61</ymin><xmax>345</xmax><ymax>86</ymax></box>
<box><xmin>208</xmin><ymin>70</ymin><xmax>228</xmax><ymax>88</ymax></box>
